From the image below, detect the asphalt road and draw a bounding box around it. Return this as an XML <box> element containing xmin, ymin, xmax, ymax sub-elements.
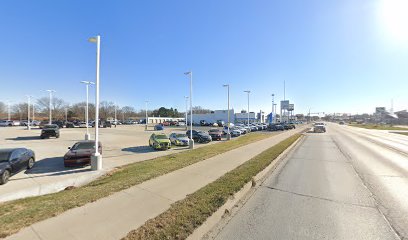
<box><xmin>213</xmin><ymin>123</ymin><xmax>407</xmax><ymax>240</ymax></box>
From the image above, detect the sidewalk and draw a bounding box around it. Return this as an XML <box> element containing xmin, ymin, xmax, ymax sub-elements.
<box><xmin>6</xmin><ymin>126</ymin><xmax>307</xmax><ymax>240</ymax></box>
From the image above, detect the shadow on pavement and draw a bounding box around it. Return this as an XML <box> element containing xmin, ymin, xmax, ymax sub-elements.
<box><xmin>122</xmin><ymin>146</ymin><xmax>156</xmax><ymax>154</ymax></box>
<box><xmin>24</xmin><ymin>157</ymin><xmax>90</xmax><ymax>176</ymax></box>
<box><xmin>6</xmin><ymin>136</ymin><xmax>42</xmax><ymax>141</ymax></box>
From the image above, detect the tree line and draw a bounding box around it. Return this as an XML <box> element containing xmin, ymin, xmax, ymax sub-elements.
<box><xmin>0</xmin><ymin>99</ymin><xmax>212</xmax><ymax>121</ymax></box>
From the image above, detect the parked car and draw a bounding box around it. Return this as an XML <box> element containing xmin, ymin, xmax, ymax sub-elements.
<box><xmin>200</xmin><ymin>120</ymin><xmax>211</xmax><ymax>126</ymax></box>
<box><xmin>169</xmin><ymin>133</ymin><xmax>190</xmax><ymax>146</ymax></box>
<box><xmin>65</xmin><ymin>122</ymin><xmax>75</xmax><ymax>128</ymax></box>
<box><xmin>40</xmin><ymin>124</ymin><xmax>60</xmax><ymax>139</ymax></box>
<box><xmin>78</xmin><ymin>122</ymin><xmax>87</xmax><ymax>128</ymax></box>
<box><xmin>216</xmin><ymin>120</ymin><xmax>225</xmax><ymax>127</ymax></box>
<box><xmin>149</xmin><ymin>133</ymin><xmax>171</xmax><ymax>150</ymax></box>
<box><xmin>176</xmin><ymin>121</ymin><xmax>186</xmax><ymax>126</ymax></box>
<box><xmin>0</xmin><ymin>148</ymin><xmax>35</xmax><ymax>184</ymax></box>
<box><xmin>154</xmin><ymin>124</ymin><xmax>164</xmax><ymax>130</ymax></box>
<box><xmin>223</xmin><ymin>127</ymin><xmax>241</xmax><ymax>137</ymax></box>
<box><xmin>208</xmin><ymin>129</ymin><xmax>222</xmax><ymax>141</ymax></box>
<box><xmin>268</xmin><ymin>124</ymin><xmax>285</xmax><ymax>131</ymax></box>
<box><xmin>64</xmin><ymin>141</ymin><xmax>102</xmax><ymax>167</ymax></box>
<box><xmin>52</xmin><ymin>121</ymin><xmax>65</xmax><ymax>128</ymax></box>
<box><xmin>0</xmin><ymin>120</ymin><xmax>20</xmax><ymax>127</ymax></box>
<box><xmin>339</xmin><ymin>121</ymin><xmax>345</xmax><ymax>125</ymax></box>
<box><xmin>186</xmin><ymin>130</ymin><xmax>212</xmax><ymax>143</ymax></box>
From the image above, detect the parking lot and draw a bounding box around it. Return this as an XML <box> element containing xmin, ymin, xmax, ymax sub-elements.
<box><xmin>0</xmin><ymin>124</ymin><xmax>266</xmax><ymax>202</ymax></box>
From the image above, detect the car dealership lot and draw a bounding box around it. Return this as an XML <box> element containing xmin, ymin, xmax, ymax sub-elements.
<box><xmin>0</xmin><ymin>124</ymin><xmax>257</xmax><ymax>202</ymax></box>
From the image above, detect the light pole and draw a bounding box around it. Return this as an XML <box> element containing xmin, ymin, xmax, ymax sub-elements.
<box><xmin>185</xmin><ymin>71</ymin><xmax>194</xmax><ymax>149</ymax></box>
<box><xmin>89</xmin><ymin>35</ymin><xmax>102</xmax><ymax>170</ymax></box>
<box><xmin>114</xmin><ymin>103</ymin><xmax>117</xmax><ymax>127</ymax></box>
<box><xmin>65</xmin><ymin>107</ymin><xmax>68</xmax><ymax>122</ymax></box>
<box><xmin>271</xmin><ymin>94</ymin><xmax>275</xmax><ymax>124</ymax></box>
<box><xmin>26</xmin><ymin>96</ymin><xmax>32</xmax><ymax>130</ymax></box>
<box><xmin>80</xmin><ymin>81</ymin><xmax>95</xmax><ymax>140</ymax></box>
<box><xmin>244</xmin><ymin>90</ymin><xmax>251</xmax><ymax>127</ymax></box>
<box><xmin>145</xmin><ymin>101</ymin><xmax>149</xmax><ymax>130</ymax></box>
<box><xmin>184</xmin><ymin>96</ymin><xmax>189</xmax><ymax>130</ymax></box>
<box><xmin>223</xmin><ymin>84</ymin><xmax>231</xmax><ymax>140</ymax></box>
<box><xmin>46</xmin><ymin>90</ymin><xmax>56</xmax><ymax>124</ymax></box>
<box><xmin>274</xmin><ymin>103</ymin><xmax>277</xmax><ymax>123</ymax></box>
<box><xmin>32</xmin><ymin>103</ymin><xmax>35</xmax><ymax>123</ymax></box>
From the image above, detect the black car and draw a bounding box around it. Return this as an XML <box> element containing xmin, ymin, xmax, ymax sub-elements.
<box><xmin>186</xmin><ymin>130</ymin><xmax>212</xmax><ymax>143</ymax></box>
<box><xmin>65</xmin><ymin>122</ymin><xmax>75</xmax><ymax>128</ymax></box>
<box><xmin>52</xmin><ymin>120</ymin><xmax>65</xmax><ymax>128</ymax></box>
<box><xmin>268</xmin><ymin>124</ymin><xmax>285</xmax><ymax>131</ymax></box>
<box><xmin>0</xmin><ymin>148</ymin><xmax>35</xmax><ymax>184</ymax></box>
<box><xmin>41</xmin><ymin>124</ymin><xmax>60</xmax><ymax>139</ymax></box>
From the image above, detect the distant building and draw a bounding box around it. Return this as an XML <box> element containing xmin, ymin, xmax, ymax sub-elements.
<box><xmin>187</xmin><ymin>110</ymin><xmax>235</xmax><ymax>125</ymax></box>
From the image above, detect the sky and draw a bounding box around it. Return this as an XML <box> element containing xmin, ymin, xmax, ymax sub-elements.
<box><xmin>0</xmin><ymin>0</ymin><xmax>407</xmax><ymax>115</ymax></box>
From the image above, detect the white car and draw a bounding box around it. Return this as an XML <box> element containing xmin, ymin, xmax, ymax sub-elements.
<box><xmin>169</xmin><ymin>132</ymin><xmax>190</xmax><ymax>146</ymax></box>
<box><xmin>78</xmin><ymin>122</ymin><xmax>87</xmax><ymax>128</ymax></box>
<box><xmin>0</xmin><ymin>120</ymin><xmax>20</xmax><ymax>126</ymax></box>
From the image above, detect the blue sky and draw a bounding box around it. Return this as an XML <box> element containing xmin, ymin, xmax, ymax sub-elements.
<box><xmin>0</xmin><ymin>0</ymin><xmax>407</xmax><ymax>115</ymax></box>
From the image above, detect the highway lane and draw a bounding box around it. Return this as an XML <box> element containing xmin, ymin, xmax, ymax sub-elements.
<box><xmin>212</xmin><ymin>123</ymin><xmax>407</xmax><ymax>240</ymax></box>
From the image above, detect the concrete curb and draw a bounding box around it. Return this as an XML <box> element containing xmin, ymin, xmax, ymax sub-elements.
<box><xmin>187</xmin><ymin>133</ymin><xmax>306</xmax><ymax>240</ymax></box>
<box><xmin>0</xmin><ymin>170</ymin><xmax>107</xmax><ymax>203</ymax></box>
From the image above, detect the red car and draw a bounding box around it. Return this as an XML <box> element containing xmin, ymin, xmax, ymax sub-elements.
<box><xmin>64</xmin><ymin>141</ymin><xmax>102</xmax><ymax>167</ymax></box>
<box><xmin>208</xmin><ymin>129</ymin><xmax>222</xmax><ymax>141</ymax></box>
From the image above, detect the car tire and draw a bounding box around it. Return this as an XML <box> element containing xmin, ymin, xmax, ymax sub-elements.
<box><xmin>27</xmin><ymin>158</ymin><xmax>35</xmax><ymax>169</ymax></box>
<box><xmin>0</xmin><ymin>170</ymin><xmax>10</xmax><ymax>185</ymax></box>
<box><xmin>56</xmin><ymin>134</ymin><xmax>60</xmax><ymax>138</ymax></box>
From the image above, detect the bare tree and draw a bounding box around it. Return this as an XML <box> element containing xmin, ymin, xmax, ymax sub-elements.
<box><xmin>36</xmin><ymin>97</ymin><xmax>69</xmax><ymax>120</ymax></box>
<box><xmin>0</xmin><ymin>101</ymin><xmax>5</xmax><ymax>119</ymax></box>
<box><xmin>192</xmin><ymin>106</ymin><xmax>212</xmax><ymax>114</ymax></box>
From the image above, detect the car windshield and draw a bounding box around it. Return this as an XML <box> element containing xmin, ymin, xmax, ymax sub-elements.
<box><xmin>156</xmin><ymin>135</ymin><xmax>168</xmax><ymax>139</ymax></box>
<box><xmin>72</xmin><ymin>142</ymin><xmax>95</xmax><ymax>150</ymax></box>
<box><xmin>0</xmin><ymin>151</ymin><xmax>11</xmax><ymax>162</ymax></box>
<box><xmin>175</xmin><ymin>134</ymin><xmax>187</xmax><ymax>138</ymax></box>
<box><xmin>44</xmin><ymin>125</ymin><xmax>57</xmax><ymax>129</ymax></box>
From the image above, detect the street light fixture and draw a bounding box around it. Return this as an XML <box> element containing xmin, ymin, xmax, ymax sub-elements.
<box><xmin>271</xmin><ymin>94</ymin><xmax>275</xmax><ymax>124</ymax></box>
<box><xmin>45</xmin><ymin>90</ymin><xmax>56</xmax><ymax>124</ymax></box>
<box><xmin>184</xmin><ymin>96</ymin><xmax>189</xmax><ymax>130</ymax></box>
<box><xmin>145</xmin><ymin>101</ymin><xmax>149</xmax><ymax>130</ymax></box>
<box><xmin>80</xmin><ymin>81</ymin><xmax>95</xmax><ymax>140</ymax></box>
<box><xmin>88</xmin><ymin>35</ymin><xmax>102</xmax><ymax>171</ymax></box>
<box><xmin>185</xmin><ymin>71</ymin><xmax>194</xmax><ymax>149</ymax></box>
<box><xmin>223</xmin><ymin>84</ymin><xmax>231</xmax><ymax>140</ymax></box>
<box><xmin>244</xmin><ymin>90</ymin><xmax>251</xmax><ymax>127</ymax></box>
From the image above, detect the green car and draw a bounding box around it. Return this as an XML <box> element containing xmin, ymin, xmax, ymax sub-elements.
<box><xmin>149</xmin><ymin>133</ymin><xmax>171</xmax><ymax>150</ymax></box>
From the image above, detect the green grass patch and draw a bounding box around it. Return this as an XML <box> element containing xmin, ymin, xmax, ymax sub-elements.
<box><xmin>0</xmin><ymin>132</ymin><xmax>273</xmax><ymax>238</ymax></box>
<box><xmin>349</xmin><ymin>124</ymin><xmax>408</xmax><ymax>131</ymax></box>
<box><xmin>123</xmin><ymin>134</ymin><xmax>302</xmax><ymax>240</ymax></box>
<box><xmin>393</xmin><ymin>132</ymin><xmax>408</xmax><ymax>136</ymax></box>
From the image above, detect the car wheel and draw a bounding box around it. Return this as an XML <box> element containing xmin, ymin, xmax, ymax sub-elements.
<box><xmin>27</xmin><ymin>158</ymin><xmax>35</xmax><ymax>169</ymax></box>
<box><xmin>56</xmin><ymin>135</ymin><xmax>60</xmax><ymax>138</ymax></box>
<box><xmin>0</xmin><ymin>170</ymin><xmax>10</xmax><ymax>185</ymax></box>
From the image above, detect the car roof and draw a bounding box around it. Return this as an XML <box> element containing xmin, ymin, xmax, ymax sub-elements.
<box><xmin>0</xmin><ymin>148</ymin><xmax>26</xmax><ymax>153</ymax></box>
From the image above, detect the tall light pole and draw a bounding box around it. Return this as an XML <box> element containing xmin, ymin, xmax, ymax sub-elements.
<box><xmin>223</xmin><ymin>84</ymin><xmax>231</xmax><ymax>140</ymax></box>
<box><xmin>145</xmin><ymin>101</ymin><xmax>149</xmax><ymax>130</ymax></box>
<box><xmin>89</xmin><ymin>35</ymin><xmax>102</xmax><ymax>171</ymax></box>
<box><xmin>271</xmin><ymin>94</ymin><xmax>275</xmax><ymax>124</ymax></box>
<box><xmin>32</xmin><ymin>103</ymin><xmax>35</xmax><ymax>123</ymax></box>
<box><xmin>274</xmin><ymin>103</ymin><xmax>277</xmax><ymax>123</ymax></box>
<box><xmin>46</xmin><ymin>90</ymin><xmax>56</xmax><ymax>124</ymax></box>
<box><xmin>80</xmin><ymin>81</ymin><xmax>95</xmax><ymax>140</ymax></box>
<box><xmin>114</xmin><ymin>103</ymin><xmax>117</xmax><ymax>127</ymax></box>
<box><xmin>244</xmin><ymin>90</ymin><xmax>251</xmax><ymax>127</ymax></box>
<box><xmin>26</xmin><ymin>96</ymin><xmax>32</xmax><ymax>130</ymax></box>
<box><xmin>185</xmin><ymin>71</ymin><xmax>194</xmax><ymax>149</ymax></box>
<box><xmin>184</xmin><ymin>96</ymin><xmax>189</xmax><ymax>130</ymax></box>
<box><xmin>65</xmin><ymin>107</ymin><xmax>68</xmax><ymax>122</ymax></box>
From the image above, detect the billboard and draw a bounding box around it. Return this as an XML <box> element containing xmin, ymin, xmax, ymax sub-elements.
<box><xmin>288</xmin><ymin>104</ymin><xmax>294</xmax><ymax>111</ymax></box>
<box><xmin>281</xmin><ymin>100</ymin><xmax>289</xmax><ymax>110</ymax></box>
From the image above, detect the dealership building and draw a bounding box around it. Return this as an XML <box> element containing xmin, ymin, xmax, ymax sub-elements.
<box><xmin>187</xmin><ymin>110</ymin><xmax>257</xmax><ymax>125</ymax></box>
